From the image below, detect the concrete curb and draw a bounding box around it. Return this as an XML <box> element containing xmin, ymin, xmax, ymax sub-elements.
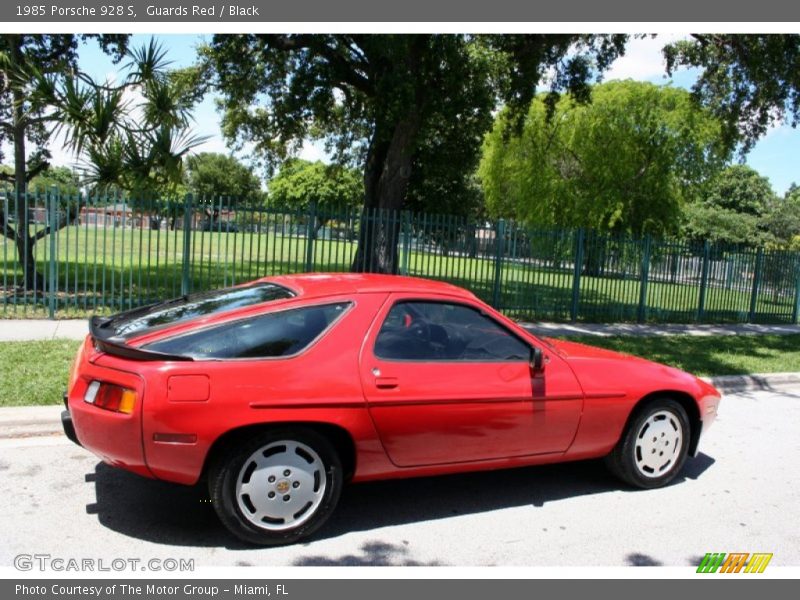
<box><xmin>702</xmin><ymin>372</ymin><xmax>800</xmax><ymax>393</ymax></box>
<box><xmin>0</xmin><ymin>406</ymin><xmax>64</xmax><ymax>440</ymax></box>
<box><xmin>1</xmin><ymin>372</ymin><xmax>798</xmax><ymax>440</ymax></box>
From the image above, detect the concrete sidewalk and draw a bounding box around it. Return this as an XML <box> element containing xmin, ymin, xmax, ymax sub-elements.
<box><xmin>1</xmin><ymin>318</ymin><xmax>799</xmax><ymax>342</ymax></box>
<box><xmin>524</xmin><ymin>321</ymin><xmax>800</xmax><ymax>338</ymax></box>
<box><xmin>0</xmin><ymin>319</ymin><xmax>89</xmax><ymax>341</ymax></box>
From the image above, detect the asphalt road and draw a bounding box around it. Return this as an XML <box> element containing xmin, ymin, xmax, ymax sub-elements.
<box><xmin>1</xmin><ymin>388</ymin><xmax>798</xmax><ymax>568</ymax></box>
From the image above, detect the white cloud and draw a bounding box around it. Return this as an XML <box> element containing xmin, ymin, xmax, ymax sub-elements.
<box><xmin>603</xmin><ymin>33</ymin><xmax>688</xmax><ymax>82</ymax></box>
<box><xmin>299</xmin><ymin>139</ymin><xmax>331</xmax><ymax>163</ymax></box>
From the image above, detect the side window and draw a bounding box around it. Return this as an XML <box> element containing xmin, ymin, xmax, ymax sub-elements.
<box><xmin>142</xmin><ymin>302</ymin><xmax>350</xmax><ymax>359</ymax></box>
<box><xmin>374</xmin><ymin>301</ymin><xmax>530</xmax><ymax>362</ymax></box>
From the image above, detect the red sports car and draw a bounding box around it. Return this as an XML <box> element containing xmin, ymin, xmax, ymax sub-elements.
<box><xmin>63</xmin><ymin>273</ymin><xmax>721</xmax><ymax>545</ymax></box>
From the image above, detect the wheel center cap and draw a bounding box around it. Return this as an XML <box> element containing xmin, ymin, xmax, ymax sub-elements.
<box><xmin>275</xmin><ymin>479</ymin><xmax>290</xmax><ymax>494</ymax></box>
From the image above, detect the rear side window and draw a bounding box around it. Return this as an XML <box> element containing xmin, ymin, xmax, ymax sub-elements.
<box><xmin>100</xmin><ymin>283</ymin><xmax>294</xmax><ymax>339</ymax></box>
<box><xmin>141</xmin><ymin>302</ymin><xmax>351</xmax><ymax>359</ymax></box>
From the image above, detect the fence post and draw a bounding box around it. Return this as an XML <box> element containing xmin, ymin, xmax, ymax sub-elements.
<box><xmin>697</xmin><ymin>240</ymin><xmax>711</xmax><ymax>322</ymax></box>
<box><xmin>181</xmin><ymin>193</ymin><xmax>193</xmax><ymax>296</ymax></box>
<box><xmin>749</xmin><ymin>248</ymin><xmax>764</xmax><ymax>323</ymax></box>
<box><xmin>400</xmin><ymin>210</ymin><xmax>411</xmax><ymax>276</ymax></box>
<box><xmin>793</xmin><ymin>259</ymin><xmax>800</xmax><ymax>325</ymax></box>
<box><xmin>305</xmin><ymin>200</ymin><xmax>317</xmax><ymax>272</ymax></box>
<box><xmin>570</xmin><ymin>229</ymin><xmax>584</xmax><ymax>322</ymax></box>
<box><xmin>491</xmin><ymin>219</ymin><xmax>505</xmax><ymax>309</ymax></box>
<box><xmin>637</xmin><ymin>234</ymin><xmax>652</xmax><ymax>323</ymax></box>
<box><xmin>47</xmin><ymin>188</ymin><xmax>58</xmax><ymax>319</ymax></box>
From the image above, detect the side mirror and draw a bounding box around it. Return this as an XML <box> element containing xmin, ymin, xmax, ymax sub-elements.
<box><xmin>530</xmin><ymin>347</ymin><xmax>545</xmax><ymax>373</ymax></box>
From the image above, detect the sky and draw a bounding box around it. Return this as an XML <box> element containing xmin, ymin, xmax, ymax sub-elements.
<box><xmin>16</xmin><ymin>33</ymin><xmax>800</xmax><ymax>195</ymax></box>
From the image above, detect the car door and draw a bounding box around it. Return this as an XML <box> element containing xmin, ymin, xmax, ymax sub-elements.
<box><xmin>359</xmin><ymin>294</ymin><xmax>584</xmax><ymax>467</ymax></box>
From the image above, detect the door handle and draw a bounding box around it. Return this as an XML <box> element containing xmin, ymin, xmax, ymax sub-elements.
<box><xmin>375</xmin><ymin>376</ymin><xmax>399</xmax><ymax>389</ymax></box>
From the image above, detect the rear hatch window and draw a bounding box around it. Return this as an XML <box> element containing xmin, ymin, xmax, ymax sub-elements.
<box><xmin>94</xmin><ymin>283</ymin><xmax>294</xmax><ymax>341</ymax></box>
<box><xmin>141</xmin><ymin>302</ymin><xmax>351</xmax><ymax>360</ymax></box>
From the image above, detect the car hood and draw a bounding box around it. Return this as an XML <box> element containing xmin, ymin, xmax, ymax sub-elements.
<box><xmin>543</xmin><ymin>338</ymin><xmax>649</xmax><ymax>363</ymax></box>
<box><xmin>541</xmin><ymin>337</ymin><xmax>712</xmax><ymax>398</ymax></box>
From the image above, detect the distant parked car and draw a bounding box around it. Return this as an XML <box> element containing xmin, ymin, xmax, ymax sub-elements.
<box><xmin>201</xmin><ymin>220</ymin><xmax>239</xmax><ymax>233</ymax></box>
<box><xmin>63</xmin><ymin>273</ymin><xmax>721</xmax><ymax>545</ymax></box>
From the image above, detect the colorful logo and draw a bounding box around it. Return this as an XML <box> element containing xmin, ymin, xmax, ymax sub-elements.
<box><xmin>696</xmin><ymin>552</ymin><xmax>773</xmax><ymax>573</ymax></box>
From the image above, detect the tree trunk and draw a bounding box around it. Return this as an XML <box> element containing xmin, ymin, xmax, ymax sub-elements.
<box><xmin>10</xmin><ymin>37</ymin><xmax>44</xmax><ymax>291</ymax></box>
<box><xmin>351</xmin><ymin>114</ymin><xmax>420</xmax><ymax>273</ymax></box>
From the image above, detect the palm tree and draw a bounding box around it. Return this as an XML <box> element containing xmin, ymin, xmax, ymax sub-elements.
<box><xmin>1</xmin><ymin>37</ymin><xmax>205</xmax><ymax>291</ymax></box>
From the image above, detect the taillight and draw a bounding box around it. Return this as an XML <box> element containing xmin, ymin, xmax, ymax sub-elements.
<box><xmin>84</xmin><ymin>381</ymin><xmax>136</xmax><ymax>414</ymax></box>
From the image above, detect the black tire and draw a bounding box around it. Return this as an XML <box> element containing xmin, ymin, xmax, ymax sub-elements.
<box><xmin>605</xmin><ymin>398</ymin><xmax>690</xmax><ymax>489</ymax></box>
<box><xmin>208</xmin><ymin>427</ymin><xmax>343</xmax><ymax>546</ymax></box>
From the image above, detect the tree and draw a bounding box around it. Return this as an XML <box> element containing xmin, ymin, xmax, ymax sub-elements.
<box><xmin>763</xmin><ymin>186</ymin><xmax>800</xmax><ymax>249</ymax></box>
<box><xmin>60</xmin><ymin>42</ymin><xmax>207</xmax><ymax>232</ymax></box>
<box><xmin>0</xmin><ymin>34</ymin><xmax>128</xmax><ymax>288</ymax></box>
<box><xmin>267</xmin><ymin>159</ymin><xmax>362</xmax><ymax>236</ymax></box>
<box><xmin>67</xmin><ymin>42</ymin><xmax>207</xmax><ymax>199</ymax></box>
<box><xmin>664</xmin><ymin>34</ymin><xmax>800</xmax><ymax>154</ymax></box>
<box><xmin>181</xmin><ymin>152</ymin><xmax>263</xmax><ymax>232</ymax></box>
<box><xmin>26</xmin><ymin>166</ymin><xmax>82</xmax><ymax>196</ymax></box>
<box><xmin>204</xmin><ymin>34</ymin><xmax>628</xmax><ymax>272</ymax></box>
<box><xmin>681</xmin><ymin>203</ymin><xmax>764</xmax><ymax>246</ymax></box>
<box><xmin>681</xmin><ymin>165</ymin><xmax>777</xmax><ymax>245</ymax></box>
<box><xmin>479</xmin><ymin>81</ymin><xmax>728</xmax><ymax>236</ymax></box>
<box><xmin>701</xmin><ymin>164</ymin><xmax>776</xmax><ymax>216</ymax></box>
<box><xmin>186</xmin><ymin>152</ymin><xmax>263</xmax><ymax>201</ymax></box>
<box><xmin>268</xmin><ymin>158</ymin><xmax>361</xmax><ymax>213</ymax></box>
<box><xmin>2</xmin><ymin>163</ymin><xmax>81</xmax><ymax>195</ymax></box>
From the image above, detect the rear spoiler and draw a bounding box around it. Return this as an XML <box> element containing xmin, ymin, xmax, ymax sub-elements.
<box><xmin>89</xmin><ymin>316</ymin><xmax>194</xmax><ymax>362</ymax></box>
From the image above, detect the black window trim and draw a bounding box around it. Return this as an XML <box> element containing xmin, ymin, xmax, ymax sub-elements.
<box><xmin>138</xmin><ymin>300</ymin><xmax>355</xmax><ymax>362</ymax></box>
<box><xmin>373</xmin><ymin>298</ymin><xmax>534</xmax><ymax>364</ymax></box>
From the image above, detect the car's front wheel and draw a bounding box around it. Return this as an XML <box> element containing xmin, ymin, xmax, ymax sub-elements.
<box><xmin>208</xmin><ymin>428</ymin><xmax>343</xmax><ymax>545</ymax></box>
<box><xmin>605</xmin><ymin>398</ymin><xmax>690</xmax><ymax>489</ymax></box>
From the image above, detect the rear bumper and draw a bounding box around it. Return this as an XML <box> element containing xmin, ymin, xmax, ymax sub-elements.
<box><xmin>66</xmin><ymin>341</ymin><xmax>155</xmax><ymax>479</ymax></box>
<box><xmin>61</xmin><ymin>409</ymin><xmax>81</xmax><ymax>447</ymax></box>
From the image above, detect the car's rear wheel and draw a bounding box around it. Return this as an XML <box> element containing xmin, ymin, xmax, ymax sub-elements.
<box><xmin>208</xmin><ymin>427</ymin><xmax>342</xmax><ymax>545</ymax></box>
<box><xmin>605</xmin><ymin>398</ymin><xmax>690</xmax><ymax>489</ymax></box>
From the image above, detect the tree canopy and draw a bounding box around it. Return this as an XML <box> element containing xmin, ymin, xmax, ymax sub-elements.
<box><xmin>0</xmin><ymin>165</ymin><xmax>81</xmax><ymax>196</ymax></box>
<box><xmin>267</xmin><ymin>158</ymin><xmax>362</xmax><ymax>213</ymax></box>
<box><xmin>664</xmin><ymin>34</ymin><xmax>800</xmax><ymax>153</ymax></box>
<box><xmin>61</xmin><ymin>41</ymin><xmax>207</xmax><ymax>198</ymax></box>
<box><xmin>479</xmin><ymin>81</ymin><xmax>728</xmax><ymax>236</ymax></box>
<box><xmin>204</xmin><ymin>34</ymin><xmax>800</xmax><ymax>267</ymax></box>
<box><xmin>185</xmin><ymin>152</ymin><xmax>263</xmax><ymax>202</ymax></box>
<box><xmin>204</xmin><ymin>34</ymin><xmax>628</xmax><ymax>271</ymax></box>
<box><xmin>681</xmin><ymin>165</ymin><xmax>778</xmax><ymax>245</ymax></box>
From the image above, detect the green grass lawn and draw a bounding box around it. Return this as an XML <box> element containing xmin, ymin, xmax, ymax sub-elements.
<box><xmin>560</xmin><ymin>334</ymin><xmax>800</xmax><ymax>377</ymax></box>
<box><xmin>0</xmin><ymin>339</ymin><xmax>80</xmax><ymax>407</ymax></box>
<box><xmin>3</xmin><ymin>224</ymin><xmax>793</xmax><ymax>323</ymax></box>
<box><xmin>2</xmin><ymin>334</ymin><xmax>798</xmax><ymax>407</ymax></box>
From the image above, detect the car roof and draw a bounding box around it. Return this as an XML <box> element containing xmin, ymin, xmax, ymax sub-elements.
<box><xmin>263</xmin><ymin>273</ymin><xmax>477</xmax><ymax>300</ymax></box>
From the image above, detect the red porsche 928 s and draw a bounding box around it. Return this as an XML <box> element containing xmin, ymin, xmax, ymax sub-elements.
<box><xmin>63</xmin><ymin>273</ymin><xmax>721</xmax><ymax>545</ymax></box>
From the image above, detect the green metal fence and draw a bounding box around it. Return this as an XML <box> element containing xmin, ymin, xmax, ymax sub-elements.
<box><xmin>2</xmin><ymin>190</ymin><xmax>800</xmax><ymax>323</ymax></box>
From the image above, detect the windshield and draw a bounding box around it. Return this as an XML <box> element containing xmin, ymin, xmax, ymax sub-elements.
<box><xmin>95</xmin><ymin>283</ymin><xmax>295</xmax><ymax>340</ymax></box>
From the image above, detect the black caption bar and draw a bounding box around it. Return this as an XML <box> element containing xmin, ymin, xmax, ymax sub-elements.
<box><xmin>2</xmin><ymin>0</ymin><xmax>800</xmax><ymax>22</ymax></box>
